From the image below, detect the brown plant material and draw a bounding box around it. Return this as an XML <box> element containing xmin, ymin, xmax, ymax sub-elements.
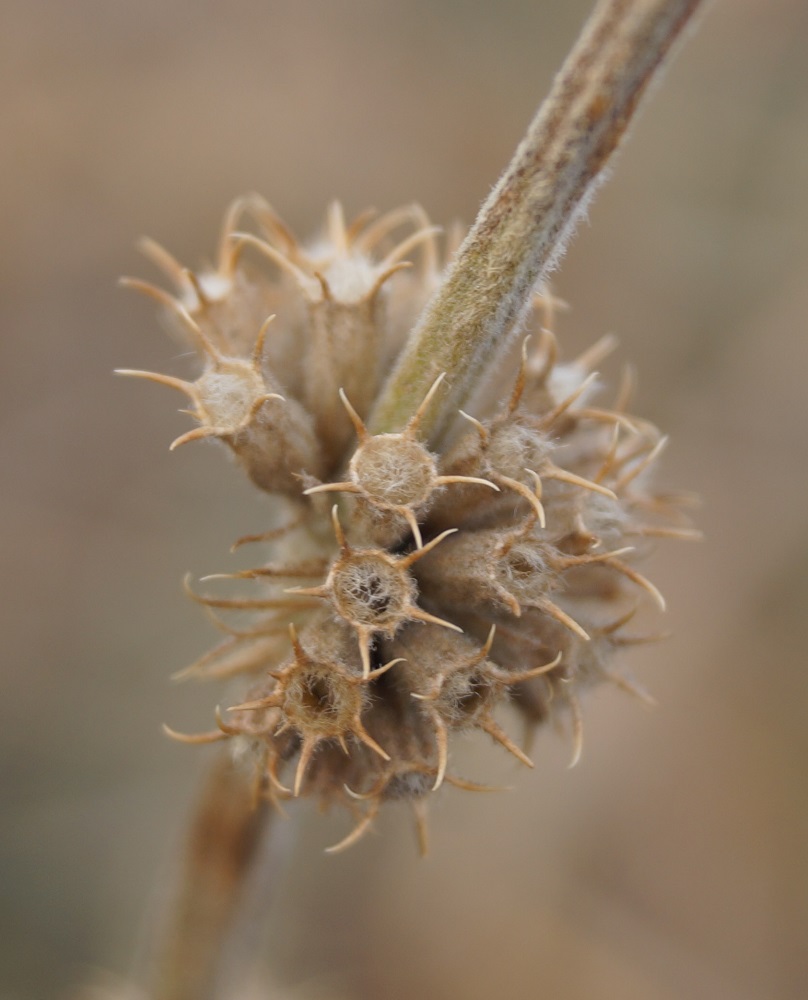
<box><xmin>124</xmin><ymin>195</ymin><xmax>696</xmax><ymax>853</ymax></box>
<box><xmin>119</xmin><ymin>1</ymin><xmax>703</xmax><ymax>995</ymax></box>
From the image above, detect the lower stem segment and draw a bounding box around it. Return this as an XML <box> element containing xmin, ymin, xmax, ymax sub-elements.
<box><xmin>154</xmin><ymin>754</ymin><xmax>272</xmax><ymax>1000</ymax></box>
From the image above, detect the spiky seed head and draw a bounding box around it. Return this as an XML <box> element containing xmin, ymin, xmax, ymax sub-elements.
<box><xmin>329</xmin><ymin>550</ymin><xmax>417</xmax><ymax>632</ymax></box>
<box><xmin>125</xmin><ymin>200</ymin><xmax>695</xmax><ymax>852</ymax></box>
<box><xmin>350</xmin><ymin>435</ymin><xmax>437</xmax><ymax>509</ymax></box>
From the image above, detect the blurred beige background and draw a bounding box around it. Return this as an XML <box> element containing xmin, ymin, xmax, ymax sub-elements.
<box><xmin>2</xmin><ymin>0</ymin><xmax>807</xmax><ymax>998</ymax></box>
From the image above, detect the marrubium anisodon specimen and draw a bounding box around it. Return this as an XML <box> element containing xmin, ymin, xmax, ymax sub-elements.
<box><xmin>119</xmin><ymin>0</ymin><xmax>703</xmax><ymax>863</ymax></box>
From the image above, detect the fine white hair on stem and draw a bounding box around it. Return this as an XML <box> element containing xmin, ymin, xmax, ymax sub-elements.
<box><xmin>369</xmin><ymin>0</ymin><xmax>704</xmax><ymax>446</ymax></box>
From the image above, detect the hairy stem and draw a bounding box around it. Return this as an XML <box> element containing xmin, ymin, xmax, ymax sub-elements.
<box><xmin>154</xmin><ymin>754</ymin><xmax>272</xmax><ymax>1000</ymax></box>
<box><xmin>369</xmin><ymin>0</ymin><xmax>704</xmax><ymax>443</ymax></box>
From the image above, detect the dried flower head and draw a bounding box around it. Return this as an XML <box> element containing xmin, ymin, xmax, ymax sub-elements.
<box><xmin>120</xmin><ymin>196</ymin><xmax>696</xmax><ymax>854</ymax></box>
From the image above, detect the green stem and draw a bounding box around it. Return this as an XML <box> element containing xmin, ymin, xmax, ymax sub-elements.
<box><xmin>369</xmin><ymin>0</ymin><xmax>704</xmax><ymax>444</ymax></box>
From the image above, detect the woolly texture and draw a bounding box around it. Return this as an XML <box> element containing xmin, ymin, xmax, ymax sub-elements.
<box><xmin>121</xmin><ymin>198</ymin><xmax>695</xmax><ymax>853</ymax></box>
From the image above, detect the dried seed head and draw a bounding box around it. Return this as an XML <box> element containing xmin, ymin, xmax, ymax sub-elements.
<box><xmin>225</xmin><ymin>619</ymin><xmax>396</xmax><ymax>797</ymax></box>
<box><xmin>288</xmin><ymin>507</ymin><xmax>461</xmax><ymax>676</ymax></box>
<box><xmin>305</xmin><ymin>374</ymin><xmax>498</xmax><ymax>547</ymax></box>
<box><xmin>127</xmin><ymin>200</ymin><xmax>695</xmax><ymax>852</ymax></box>
<box><xmin>117</xmin><ymin>312</ymin><xmax>324</xmax><ymax>494</ymax></box>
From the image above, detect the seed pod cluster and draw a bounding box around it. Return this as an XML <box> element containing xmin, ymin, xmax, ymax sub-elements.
<box><xmin>123</xmin><ymin>199</ymin><xmax>695</xmax><ymax>852</ymax></box>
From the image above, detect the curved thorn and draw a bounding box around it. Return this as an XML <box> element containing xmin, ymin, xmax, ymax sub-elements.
<box><xmin>338</xmin><ymin>388</ymin><xmax>368</xmax><ymax>441</ymax></box>
<box><xmin>266</xmin><ymin>759</ymin><xmax>292</xmax><ymax>797</ymax></box>
<box><xmin>543</xmin><ymin>466</ymin><xmax>617</xmax><ymax>500</ymax></box>
<box><xmin>576</xmin><ymin>407</ymin><xmax>638</xmax><ymax>432</ymax></box>
<box><xmin>344</xmin><ymin>206</ymin><xmax>379</xmax><ymax>245</ymax></box>
<box><xmin>567</xmin><ymin>690</ymin><xmax>584</xmax><ymax>768</ymax></box>
<box><xmin>182</xmin><ymin>268</ymin><xmax>212</xmax><ymax>308</ymax></box>
<box><xmin>482</xmin><ymin>625</ymin><xmax>496</xmax><ymax>657</ymax></box>
<box><xmin>250</xmin><ymin>197</ymin><xmax>299</xmax><ymax>254</ymax></box>
<box><xmin>602</xmin><ymin>670</ymin><xmax>658</xmax><ymax>707</ymax></box>
<box><xmin>506</xmin><ymin>336</ymin><xmax>531</xmax><ymax>415</ymax></box>
<box><xmin>398</xmin><ymin>527</ymin><xmax>458</xmax><ymax>568</ymax></box>
<box><xmin>211</xmin><ymin>561</ymin><xmax>326</xmax><ymax>582</ymax></box>
<box><xmin>352</xmin><ymin>718</ymin><xmax>390</xmax><ymax>761</ymax></box>
<box><xmin>378</xmin><ymin>225</ymin><xmax>442</xmax><ymax>271</ymax></box>
<box><xmin>230</xmin><ymin>518</ymin><xmax>303</xmax><ymax>551</ymax></box>
<box><xmin>170</xmin><ymin>426</ymin><xmax>221</xmax><ymax>451</ymax></box>
<box><xmin>136</xmin><ymin>236</ymin><xmax>188</xmax><ymax>288</ymax></box>
<box><xmin>538</xmin><ymin>371</ymin><xmax>599</xmax><ymax>428</ymax></box>
<box><xmin>573</xmin><ymin>333</ymin><xmax>618</xmax><ymax>372</ymax></box>
<box><xmin>170</xmin><ymin>634</ymin><xmax>240</xmax><ymax>680</ymax></box>
<box><xmin>232</xmin><ymin>233</ymin><xmax>318</xmax><ymax>295</ymax></box>
<box><xmin>303</xmin><ymin>480</ymin><xmax>360</xmax><ymax>497</ymax></box>
<box><xmin>595</xmin><ymin>424</ymin><xmax>622</xmax><ymax>484</ymax></box>
<box><xmin>343</xmin><ymin>781</ymin><xmax>383</xmax><ymax>802</ymax></box>
<box><xmin>429</xmin><ymin>709</ymin><xmax>449</xmax><ymax>791</ymax></box>
<box><xmin>598</xmin><ymin>604</ymin><xmax>640</xmax><ymax>636</ymax></box>
<box><xmin>410</xmin><ymin>691</ymin><xmax>434</xmax><ymax>702</ymax></box>
<box><xmin>227</xmin><ymin>694</ymin><xmax>281</xmax><ymax>712</ymax></box>
<box><xmin>554</xmin><ymin>546</ymin><xmax>635</xmax><ymax>570</ymax></box>
<box><xmin>402</xmin><ymin>507</ymin><xmax>423</xmax><ymax>550</ymax></box>
<box><xmin>294</xmin><ymin>738</ymin><xmax>319</xmax><ymax>797</ymax></box>
<box><xmin>282</xmin><ymin>585</ymin><xmax>329</xmax><ymax>600</ymax></box>
<box><xmin>251</xmin><ymin>314</ymin><xmax>276</xmax><ymax>368</ymax></box>
<box><xmin>357</xmin><ymin>630</ymin><xmax>372</xmax><ymax>680</ymax></box>
<box><xmin>114</xmin><ymin>368</ymin><xmax>197</xmax><ymax>401</ymax></box>
<box><xmin>217</xmin><ymin>195</ymin><xmax>254</xmax><ymax>276</ymax></box>
<box><xmin>444</xmin><ymin>775</ymin><xmax>509</xmax><ymax>793</ymax></box>
<box><xmin>353</xmin><ymin>204</ymin><xmax>420</xmax><ymax>252</ymax></box>
<box><xmin>200</xmin><ymin>611</ymin><xmax>288</xmax><ymax>640</ymax></box>
<box><xmin>214</xmin><ymin>705</ymin><xmax>243</xmax><ymax>737</ymax></box>
<box><xmin>481</xmin><ymin>717</ymin><xmax>534</xmax><ymax>768</ymax></box>
<box><xmin>408</xmin><ymin>607</ymin><xmax>463</xmax><ymax>633</ymax></box>
<box><xmin>324</xmin><ymin>800</ymin><xmax>380</xmax><ymax>854</ymax></box>
<box><xmin>435</xmin><ymin>474</ymin><xmax>499</xmax><ymax>491</ymax></box>
<box><xmin>162</xmin><ymin>722</ymin><xmax>229</xmax><ymax>745</ymax></box>
<box><xmin>185</xmin><ymin>573</ymin><xmax>318</xmax><ymax>610</ymax></box>
<box><xmin>246</xmin><ymin>392</ymin><xmax>285</xmax><ymax>424</ymax></box>
<box><xmin>614</xmin><ymin>364</ymin><xmax>636</xmax><ymax>413</ymax></box>
<box><xmin>407</xmin><ymin>372</ymin><xmax>446</xmax><ymax>435</ymax></box>
<box><xmin>365</xmin><ymin>657</ymin><xmax>405</xmax><ymax>682</ymax></box>
<box><xmin>119</xmin><ymin>275</ymin><xmax>183</xmax><ymax>313</ymax></box>
<box><xmin>605</xmin><ymin>559</ymin><xmax>666</xmax><ymax>611</ymax></box>
<box><xmin>135</xmin><ymin>285</ymin><xmax>225</xmax><ymax>363</ymax></box>
<box><xmin>492</xmin><ymin>650</ymin><xmax>563</xmax><ymax>684</ymax></box>
<box><xmin>288</xmin><ymin>622</ymin><xmax>304</xmax><ymax>658</ymax></box>
<box><xmin>368</xmin><ymin>260</ymin><xmax>412</xmax><ymax>300</ymax></box>
<box><xmin>491</xmin><ymin>473</ymin><xmax>545</xmax><ymax>527</ymax></box>
<box><xmin>330</xmin><ymin>504</ymin><xmax>349</xmax><ymax>552</ymax></box>
<box><xmin>497</xmin><ymin>585</ymin><xmax>522</xmax><ymax>618</ymax></box>
<box><xmin>629</xmin><ymin>525</ymin><xmax>703</xmax><ymax>541</ymax></box>
<box><xmin>537</xmin><ymin>599</ymin><xmax>590</xmax><ymax>641</ymax></box>
<box><xmin>457</xmin><ymin>409</ymin><xmax>489</xmax><ymax>442</ymax></box>
<box><xmin>614</xmin><ymin>435</ymin><xmax>669</xmax><ymax>492</ymax></box>
<box><xmin>327</xmin><ymin>200</ymin><xmax>348</xmax><ymax>253</ymax></box>
<box><xmin>312</xmin><ymin>270</ymin><xmax>332</xmax><ymax>301</ymax></box>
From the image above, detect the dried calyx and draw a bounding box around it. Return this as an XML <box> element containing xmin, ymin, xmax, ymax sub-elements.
<box><xmin>122</xmin><ymin>198</ymin><xmax>695</xmax><ymax>853</ymax></box>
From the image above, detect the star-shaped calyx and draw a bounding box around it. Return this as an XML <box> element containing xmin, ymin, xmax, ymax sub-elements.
<box><xmin>286</xmin><ymin>506</ymin><xmax>462</xmax><ymax>676</ymax></box>
<box><xmin>116</xmin><ymin>310</ymin><xmax>323</xmax><ymax>493</ymax></box>
<box><xmin>304</xmin><ymin>373</ymin><xmax>498</xmax><ymax>548</ymax></box>
<box><xmin>226</xmin><ymin>620</ymin><xmax>403</xmax><ymax>797</ymax></box>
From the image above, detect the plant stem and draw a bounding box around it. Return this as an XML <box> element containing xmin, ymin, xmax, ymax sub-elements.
<box><xmin>154</xmin><ymin>754</ymin><xmax>272</xmax><ymax>1000</ymax></box>
<box><xmin>369</xmin><ymin>0</ymin><xmax>704</xmax><ymax>444</ymax></box>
